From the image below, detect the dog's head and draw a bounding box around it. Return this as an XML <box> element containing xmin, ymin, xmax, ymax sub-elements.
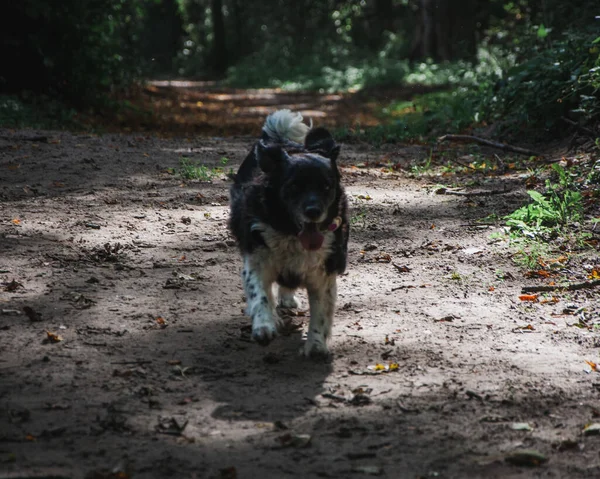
<box><xmin>257</xmin><ymin>128</ymin><xmax>341</xmax><ymax>250</ymax></box>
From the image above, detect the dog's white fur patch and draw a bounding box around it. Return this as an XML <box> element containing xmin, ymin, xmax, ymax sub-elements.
<box><xmin>243</xmin><ymin>222</ymin><xmax>337</xmax><ymax>356</ymax></box>
<box><xmin>262</xmin><ymin>109</ymin><xmax>311</xmax><ymax>144</ymax></box>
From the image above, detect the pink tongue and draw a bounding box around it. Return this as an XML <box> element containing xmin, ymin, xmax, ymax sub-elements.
<box><xmin>298</xmin><ymin>223</ymin><xmax>324</xmax><ymax>251</ymax></box>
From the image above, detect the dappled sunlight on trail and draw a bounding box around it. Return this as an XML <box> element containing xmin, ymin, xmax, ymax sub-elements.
<box><xmin>95</xmin><ymin>81</ymin><xmax>441</xmax><ymax>137</ymax></box>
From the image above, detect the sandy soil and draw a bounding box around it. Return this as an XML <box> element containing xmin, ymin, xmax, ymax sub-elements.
<box><xmin>1</xmin><ymin>125</ymin><xmax>600</xmax><ymax>479</ymax></box>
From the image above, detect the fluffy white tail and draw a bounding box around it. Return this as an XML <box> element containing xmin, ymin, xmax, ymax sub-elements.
<box><xmin>262</xmin><ymin>109</ymin><xmax>311</xmax><ymax>144</ymax></box>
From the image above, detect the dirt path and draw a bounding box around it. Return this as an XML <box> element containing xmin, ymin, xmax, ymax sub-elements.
<box><xmin>1</xmin><ymin>124</ymin><xmax>600</xmax><ymax>479</ymax></box>
<box><xmin>99</xmin><ymin>82</ymin><xmax>441</xmax><ymax>136</ymax></box>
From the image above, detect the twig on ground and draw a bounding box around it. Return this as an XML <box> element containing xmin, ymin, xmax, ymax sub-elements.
<box><xmin>560</xmin><ymin>116</ymin><xmax>596</xmax><ymax>137</ymax></box>
<box><xmin>0</xmin><ymin>134</ymin><xmax>49</xmax><ymax>143</ymax></box>
<box><xmin>521</xmin><ymin>280</ymin><xmax>600</xmax><ymax>294</ymax></box>
<box><xmin>438</xmin><ymin>134</ymin><xmax>542</xmax><ymax>157</ymax></box>
<box><xmin>110</xmin><ymin>360</ymin><xmax>153</xmax><ymax>365</ymax></box>
<box><xmin>436</xmin><ymin>188</ymin><xmax>512</xmax><ymax>197</ymax></box>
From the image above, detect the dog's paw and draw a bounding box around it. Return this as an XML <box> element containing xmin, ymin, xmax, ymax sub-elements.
<box><xmin>252</xmin><ymin>322</ymin><xmax>278</xmax><ymax>346</ymax></box>
<box><xmin>278</xmin><ymin>294</ymin><xmax>301</xmax><ymax>309</ymax></box>
<box><xmin>302</xmin><ymin>340</ymin><xmax>331</xmax><ymax>361</ymax></box>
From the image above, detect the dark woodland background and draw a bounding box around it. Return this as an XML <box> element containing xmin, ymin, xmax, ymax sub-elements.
<box><xmin>0</xmin><ymin>0</ymin><xmax>598</xmax><ymax>141</ymax></box>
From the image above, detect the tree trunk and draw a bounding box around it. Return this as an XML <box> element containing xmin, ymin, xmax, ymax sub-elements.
<box><xmin>413</xmin><ymin>0</ymin><xmax>477</xmax><ymax>61</ymax></box>
<box><xmin>211</xmin><ymin>0</ymin><xmax>228</xmax><ymax>75</ymax></box>
<box><xmin>421</xmin><ymin>0</ymin><xmax>435</xmax><ymax>58</ymax></box>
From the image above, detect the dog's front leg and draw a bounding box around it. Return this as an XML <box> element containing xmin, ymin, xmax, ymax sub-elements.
<box><xmin>278</xmin><ymin>286</ymin><xmax>301</xmax><ymax>309</ymax></box>
<box><xmin>304</xmin><ymin>275</ymin><xmax>337</xmax><ymax>358</ymax></box>
<box><xmin>243</xmin><ymin>255</ymin><xmax>279</xmax><ymax>345</ymax></box>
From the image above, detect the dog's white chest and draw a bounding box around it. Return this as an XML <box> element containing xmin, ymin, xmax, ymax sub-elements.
<box><xmin>252</xmin><ymin>222</ymin><xmax>333</xmax><ymax>285</ymax></box>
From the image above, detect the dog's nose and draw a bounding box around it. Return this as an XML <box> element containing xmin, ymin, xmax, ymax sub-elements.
<box><xmin>304</xmin><ymin>205</ymin><xmax>323</xmax><ymax>220</ymax></box>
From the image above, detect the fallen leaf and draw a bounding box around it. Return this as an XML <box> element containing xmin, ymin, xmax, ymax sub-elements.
<box><xmin>589</xmin><ymin>270</ymin><xmax>600</xmax><ymax>280</ymax></box>
<box><xmin>525</xmin><ymin>269</ymin><xmax>552</xmax><ymax>278</ymax></box>
<box><xmin>513</xmin><ymin>324</ymin><xmax>535</xmax><ymax>332</ymax></box>
<box><xmin>463</xmin><ymin>247</ymin><xmax>484</xmax><ymax>255</ymax></box>
<box><xmin>367</xmin><ymin>363</ymin><xmax>400</xmax><ymax>373</ymax></box>
<box><xmin>155</xmin><ymin>317</ymin><xmax>167</xmax><ymax>328</ymax></box>
<box><xmin>277</xmin><ymin>433</ymin><xmax>312</xmax><ymax>448</ymax></box>
<box><xmin>488</xmin><ymin>286</ymin><xmax>495</xmax><ymax>291</ymax></box>
<box><xmin>435</xmin><ymin>315</ymin><xmax>458</xmax><ymax>322</ymax></box>
<box><xmin>3</xmin><ymin>279</ymin><xmax>23</xmax><ymax>292</ymax></box>
<box><xmin>519</xmin><ymin>294</ymin><xmax>539</xmax><ymax>302</ymax></box>
<box><xmin>11</xmin><ymin>218</ymin><xmax>21</xmax><ymax>225</ymax></box>
<box><xmin>511</xmin><ymin>422</ymin><xmax>533</xmax><ymax>431</ymax></box>
<box><xmin>155</xmin><ymin>416</ymin><xmax>188</xmax><ymax>435</ymax></box>
<box><xmin>351</xmin><ymin>465</ymin><xmax>383</xmax><ymax>476</ymax></box>
<box><xmin>585</xmin><ymin>360</ymin><xmax>597</xmax><ymax>372</ymax></box>
<box><xmin>583</xmin><ymin>423</ymin><xmax>600</xmax><ymax>436</ymax></box>
<box><xmin>540</xmin><ymin>296</ymin><xmax>559</xmax><ymax>304</ymax></box>
<box><xmin>374</xmin><ymin>253</ymin><xmax>391</xmax><ymax>263</ymax></box>
<box><xmin>393</xmin><ymin>264</ymin><xmax>411</xmax><ymax>273</ymax></box>
<box><xmin>46</xmin><ymin>331</ymin><xmax>63</xmax><ymax>343</ymax></box>
<box><xmin>545</xmin><ymin>255</ymin><xmax>568</xmax><ymax>265</ymax></box>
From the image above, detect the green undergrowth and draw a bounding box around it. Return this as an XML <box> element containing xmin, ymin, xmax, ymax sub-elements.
<box><xmin>500</xmin><ymin>160</ymin><xmax>599</xmax><ymax>270</ymax></box>
<box><xmin>177</xmin><ymin>156</ymin><xmax>232</xmax><ymax>181</ymax></box>
<box><xmin>339</xmin><ymin>28</ymin><xmax>600</xmax><ymax>145</ymax></box>
<box><xmin>336</xmin><ymin>89</ymin><xmax>476</xmax><ymax>145</ymax></box>
<box><xmin>0</xmin><ymin>94</ymin><xmax>80</xmax><ymax>130</ymax></box>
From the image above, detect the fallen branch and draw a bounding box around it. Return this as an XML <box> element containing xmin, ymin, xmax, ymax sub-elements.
<box><xmin>521</xmin><ymin>279</ymin><xmax>600</xmax><ymax>294</ymax></box>
<box><xmin>436</xmin><ymin>188</ymin><xmax>512</xmax><ymax>197</ymax></box>
<box><xmin>438</xmin><ymin>134</ymin><xmax>542</xmax><ymax>157</ymax></box>
<box><xmin>560</xmin><ymin>116</ymin><xmax>596</xmax><ymax>137</ymax></box>
<box><xmin>0</xmin><ymin>134</ymin><xmax>49</xmax><ymax>143</ymax></box>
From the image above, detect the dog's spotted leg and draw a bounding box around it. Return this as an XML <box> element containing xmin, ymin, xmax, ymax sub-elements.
<box><xmin>243</xmin><ymin>256</ymin><xmax>279</xmax><ymax>345</ymax></box>
<box><xmin>278</xmin><ymin>286</ymin><xmax>301</xmax><ymax>309</ymax></box>
<box><xmin>304</xmin><ymin>275</ymin><xmax>337</xmax><ymax>359</ymax></box>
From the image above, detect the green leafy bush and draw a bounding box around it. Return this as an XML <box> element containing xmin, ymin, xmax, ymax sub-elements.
<box><xmin>481</xmin><ymin>29</ymin><xmax>600</xmax><ymax>132</ymax></box>
<box><xmin>0</xmin><ymin>95</ymin><xmax>79</xmax><ymax>130</ymax></box>
<box><xmin>506</xmin><ymin>164</ymin><xmax>584</xmax><ymax>238</ymax></box>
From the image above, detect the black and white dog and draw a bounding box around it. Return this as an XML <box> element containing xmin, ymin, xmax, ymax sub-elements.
<box><xmin>229</xmin><ymin>110</ymin><xmax>349</xmax><ymax>358</ymax></box>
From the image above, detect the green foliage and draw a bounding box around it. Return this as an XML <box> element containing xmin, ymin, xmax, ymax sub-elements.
<box><xmin>481</xmin><ymin>29</ymin><xmax>600</xmax><ymax>132</ymax></box>
<box><xmin>0</xmin><ymin>95</ymin><xmax>79</xmax><ymax>130</ymax></box>
<box><xmin>178</xmin><ymin>157</ymin><xmax>230</xmax><ymax>181</ymax></box>
<box><xmin>1</xmin><ymin>0</ymin><xmax>146</xmax><ymax>108</ymax></box>
<box><xmin>505</xmin><ymin>164</ymin><xmax>584</xmax><ymax>238</ymax></box>
<box><xmin>510</xmin><ymin>239</ymin><xmax>551</xmax><ymax>270</ymax></box>
<box><xmin>225</xmin><ymin>43</ymin><xmax>411</xmax><ymax>92</ymax></box>
<box><xmin>338</xmin><ymin>89</ymin><xmax>477</xmax><ymax>144</ymax></box>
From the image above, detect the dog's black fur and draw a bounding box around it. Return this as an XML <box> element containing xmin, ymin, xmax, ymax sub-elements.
<box><xmin>229</xmin><ymin>111</ymin><xmax>349</xmax><ymax>357</ymax></box>
<box><xmin>230</xmin><ymin>128</ymin><xmax>349</xmax><ymax>272</ymax></box>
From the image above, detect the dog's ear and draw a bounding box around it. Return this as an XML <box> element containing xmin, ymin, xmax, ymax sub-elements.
<box><xmin>305</xmin><ymin>127</ymin><xmax>340</xmax><ymax>162</ymax></box>
<box><xmin>256</xmin><ymin>141</ymin><xmax>287</xmax><ymax>173</ymax></box>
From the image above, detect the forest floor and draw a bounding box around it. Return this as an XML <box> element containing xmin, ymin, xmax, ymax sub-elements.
<box><xmin>1</xmin><ymin>86</ymin><xmax>600</xmax><ymax>479</ymax></box>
